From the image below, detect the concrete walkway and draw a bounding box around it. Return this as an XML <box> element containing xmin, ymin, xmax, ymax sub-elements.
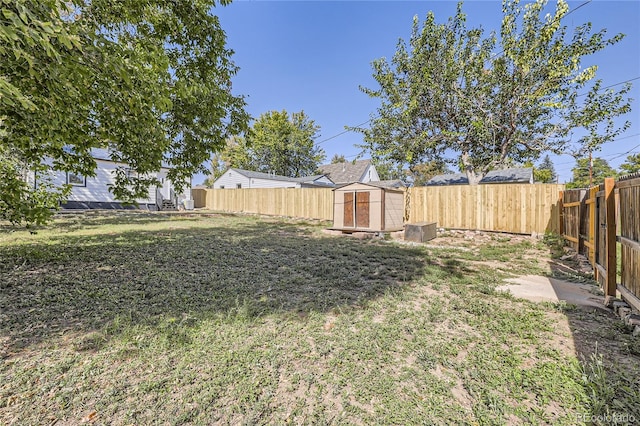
<box><xmin>497</xmin><ymin>275</ymin><xmax>606</xmax><ymax>310</ymax></box>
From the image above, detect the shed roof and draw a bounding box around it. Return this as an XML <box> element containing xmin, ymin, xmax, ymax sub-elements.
<box><xmin>333</xmin><ymin>181</ymin><xmax>404</xmax><ymax>193</ymax></box>
<box><xmin>376</xmin><ymin>179</ymin><xmax>406</xmax><ymax>189</ymax></box>
<box><xmin>319</xmin><ymin>159</ymin><xmax>371</xmax><ymax>183</ymax></box>
<box><xmin>425</xmin><ymin>168</ymin><xmax>533</xmax><ymax>186</ymax></box>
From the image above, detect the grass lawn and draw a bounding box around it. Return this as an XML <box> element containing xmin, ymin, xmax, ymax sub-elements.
<box><xmin>1</xmin><ymin>212</ymin><xmax>639</xmax><ymax>425</ymax></box>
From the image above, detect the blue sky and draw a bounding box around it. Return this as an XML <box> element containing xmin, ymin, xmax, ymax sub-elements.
<box><xmin>195</xmin><ymin>0</ymin><xmax>640</xmax><ymax>184</ymax></box>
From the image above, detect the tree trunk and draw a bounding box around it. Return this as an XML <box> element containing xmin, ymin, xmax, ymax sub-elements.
<box><xmin>466</xmin><ymin>171</ymin><xmax>482</xmax><ymax>185</ymax></box>
<box><xmin>461</xmin><ymin>152</ymin><xmax>483</xmax><ymax>185</ymax></box>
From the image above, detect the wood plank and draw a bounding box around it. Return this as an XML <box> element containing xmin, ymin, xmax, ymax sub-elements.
<box><xmin>564</xmin><ymin>235</ymin><xmax>579</xmax><ymax>243</ymax></box>
<box><xmin>356</xmin><ymin>191</ymin><xmax>370</xmax><ymax>228</ymax></box>
<box><xmin>584</xmin><ymin>241</ymin><xmax>594</xmax><ymax>249</ymax></box>
<box><xmin>604</xmin><ymin>178</ymin><xmax>617</xmax><ymax>296</ymax></box>
<box><xmin>344</xmin><ymin>191</ymin><xmax>354</xmax><ymax>227</ymax></box>
<box><xmin>618</xmin><ymin>284</ymin><xmax>640</xmax><ymax>312</ymax></box>
<box><xmin>563</xmin><ymin>201</ymin><xmax>582</xmax><ymax>207</ymax></box>
<box><xmin>557</xmin><ymin>190</ymin><xmax>564</xmax><ymax>235</ymax></box>
<box><xmin>616</xmin><ymin>178</ymin><xmax>640</xmax><ymax>190</ymax></box>
<box><xmin>595</xmin><ymin>263</ymin><xmax>607</xmax><ymax>280</ymax></box>
<box><xmin>618</xmin><ymin>235</ymin><xmax>640</xmax><ymax>252</ymax></box>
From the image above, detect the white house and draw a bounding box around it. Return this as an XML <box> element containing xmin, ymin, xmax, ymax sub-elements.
<box><xmin>40</xmin><ymin>148</ymin><xmax>191</xmax><ymax>210</ymax></box>
<box><xmin>212</xmin><ymin>168</ymin><xmax>334</xmax><ymax>189</ymax></box>
<box><xmin>318</xmin><ymin>159</ymin><xmax>380</xmax><ymax>184</ymax></box>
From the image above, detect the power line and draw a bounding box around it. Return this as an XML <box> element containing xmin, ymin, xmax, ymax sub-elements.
<box><xmin>557</xmin><ymin>143</ymin><xmax>640</xmax><ymax>172</ymax></box>
<box><xmin>552</xmin><ymin>134</ymin><xmax>640</xmax><ymax>168</ymax></box>
<box><xmin>608</xmin><ymin>142</ymin><xmax>640</xmax><ymax>162</ymax></box>
<box><xmin>567</xmin><ymin>0</ymin><xmax>592</xmax><ymax>15</ymax></box>
<box><xmin>577</xmin><ymin>76</ymin><xmax>640</xmax><ymax>97</ymax></box>
<box><xmin>315</xmin><ymin>119</ymin><xmax>371</xmax><ymax>146</ymax></box>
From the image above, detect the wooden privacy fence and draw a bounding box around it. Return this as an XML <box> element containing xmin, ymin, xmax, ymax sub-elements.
<box><xmin>407</xmin><ymin>184</ymin><xmax>564</xmax><ymax>234</ymax></box>
<box><xmin>560</xmin><ymin>174</ymin><xmax>640</xmax><ymax>311</ymax></box>
<box><xmin>194</xmin><ymin>184</ymin><xmax>563</xmax><ymax>235</ymax></box>
<box><xmin>617</xmin><ymin>174</ymin><xmax>640</xmax><ymax>310</ymax></box>
<box><xmin>193</xmin><ymin>187</ymin><xmax>334</xmax><ymax>221</ymax></box>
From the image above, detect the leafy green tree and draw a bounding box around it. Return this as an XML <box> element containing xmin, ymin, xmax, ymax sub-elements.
<box><xmin>331</xmin><ymin>154</ymin><xmax>347</xmax><ymax>163</ymax></box>
<box><xmin>1</xmin><ymin>0</ymin><xmax>248</xmax><ymax>226</ymax></box>
<box><xmin>0</xmin><ymin>145</ymin><xmax>69</xmax><ymax>229</ymax></box>
<box><xmin>534</xmin><ymin>155</ymin><xmax>557</xmax><ymax>183</ymax></box>
<box><xmin>353</xmin><ymin>0</ymin><xmax>631</xmax><ymax>185</ymax></box>
<box><xmin>566</xmin><ymin>157</ymin><xmax>616</xmax><ymax>188</ymax></box>
<box><xmin>371</xmin><ymin>159</ymin><xmax>404</xmax><ymax>181</ymax></box>
<box><xmin>203</xmin><ymin>153</ymin><xmax>229</xmax><ymax>187</ymax></box>
<box><xmin>619</xmin><ymin>153</ymin><xmax>640</xmax><ymax>176</ymax></box>
<box><xmin>222</xmin><ymin>110</ymin><xmax>325</xmax><ymax>177</ymax></box>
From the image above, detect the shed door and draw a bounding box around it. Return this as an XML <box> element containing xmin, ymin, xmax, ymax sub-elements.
<box><xmin>344</xmin><ymin>192</ymin><xmax>354</xmax><ymax>227</ymax></box>
<box><xmin>356</xmin><ymin>192</ymin><xmax>370</xmax><ymax>228</ymax></box>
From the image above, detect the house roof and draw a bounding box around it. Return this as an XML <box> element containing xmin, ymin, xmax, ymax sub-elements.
<box><xmin>229</xmin><ymin>168</ymin><xmax>334</xmax><ymax>186</ymax></box>
<box><xmin>290</xmin><ymin>174</ymin><xmax>327</xmax><ymax>183</ymax></box>
<box><xmin>318</xmin><ymin>159</ymin><xmax>372</xmax><ymax>183</ymax></box>
<box><xmin>89</xmin><ymin>148</ymin><xmax>172</xmax><ymax>169</ymax></box>
<box><xmin>425</xmin><ymin>168</ymin><xmax>534</xmax><ymax>186</ymax></box>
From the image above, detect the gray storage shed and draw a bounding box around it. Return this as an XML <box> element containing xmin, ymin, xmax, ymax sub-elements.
<box><xmin>332</xmin><ymin>182</ymin><xmax>405</xmax><ymax>232</ymax></box>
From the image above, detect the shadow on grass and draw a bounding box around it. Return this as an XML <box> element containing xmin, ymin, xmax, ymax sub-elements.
<box><xmin>1</xmin><ymin>219</ymin><xmax>428</xmax><ymax>354</ymax></box>
<box><xmin>539</xmin><ymin>237</ymin><xmax>640</xmax><ymax>422</ymax></box>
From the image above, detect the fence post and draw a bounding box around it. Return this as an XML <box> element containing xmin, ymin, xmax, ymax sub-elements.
<box><xmin>558</xmin><ymin>190</ymin><xmax>564</xmax><ymax>236</ymax></box>
<box><xmin>604</xmin><ymin>178</ymin><xmax>617</xmax><ymax>297</ymax></box>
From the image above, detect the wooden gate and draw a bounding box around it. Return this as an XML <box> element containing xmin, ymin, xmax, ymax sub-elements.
<box><xmin>560</xmin><ymin>179</ymin><xmax>616</xmax><ymax>298</ymax></box>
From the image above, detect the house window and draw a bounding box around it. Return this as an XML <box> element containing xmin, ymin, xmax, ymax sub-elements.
<box><xmin>220</xmin><ymin>185</ymin><xmax>225</xmax><ymax>189</ymax></box>
<box><xmin>236</xmin><ymin>183</ymin><xmax>242</xmax><ymax>189</ymax></box>
<box><xmin>67</xmin><ymin>172</ymin><xmax>86</xmax><ymax>186</ymax></box>
<box><xmin>126</xmin><ymin>168</ymin><xmax>137</xmax><ymax>178</ymax></box>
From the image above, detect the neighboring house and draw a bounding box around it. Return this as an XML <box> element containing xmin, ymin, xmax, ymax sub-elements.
<box><xmin>39</xmin><ymin>148</ymin><xmax>191</xmax><ymax>210</ymax></box>
<box><xmin>425</xmin><ymin>168</ymin><xmax>534</xmax><ymax>186</ymax></box>
<box><xmin>212</xmin><ymin>168</ymin><xmax>334</xmax><ymax>189</ymax></box>
<box><xmin>318</xmin><ymin>159</ymin><xmax>380</xmax><ymax>184</ymax></box>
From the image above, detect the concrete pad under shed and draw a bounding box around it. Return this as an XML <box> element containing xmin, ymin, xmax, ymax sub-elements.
<box><xmin>497</xmin><ymin>275</ymin><xmax>605</xmax><ymax>310</ymax></box>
